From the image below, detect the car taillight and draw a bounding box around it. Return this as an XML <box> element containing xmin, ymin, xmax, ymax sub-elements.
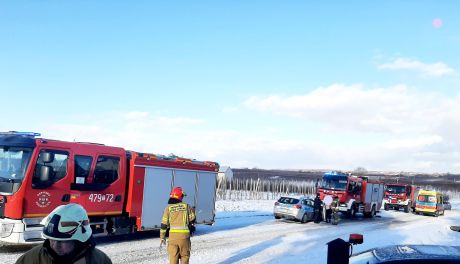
<box><xmin>294</xmin><ymin>205</ymin><xmax>302</xmax><ymax>209</ymax></box>
<box><xmin>275</xmin><ymin>202</ymin><xmax>279</xmax><ymax>206</ymax></box>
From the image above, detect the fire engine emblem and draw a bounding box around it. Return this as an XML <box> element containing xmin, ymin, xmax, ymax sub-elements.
<box><xmin>36</xmin><ymin>191</ymin><xmax>51</xmax><ymax>208</ymax></box>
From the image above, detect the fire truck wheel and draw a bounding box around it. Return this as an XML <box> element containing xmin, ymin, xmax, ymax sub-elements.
<box><xmin>364</xmin><ymin>205</ymin><xmax>376</xmax><ymax>218</ymax></box>
<box><xmin>384</xmin><ymin>204</ymin><xmax>389</xmax><ymax>211</ymax></box>
<box><xmin>349</xmin><ymin>204</ymin><xmax>356</xmax><ymax>219</ymax></box>
<box><xmin>434</xmin><ymin>211</ymin><xmax>439</xmax><ymax>217</ymax></box>
<box><xmin>274</xmin><ymin>214</ymin><xmax>281</xmax><ymax>219</ymax></box>
<box><xmin>404</xmin><ymin>205</ymin><xmax>409</xmax><ymax>213</ymax></box>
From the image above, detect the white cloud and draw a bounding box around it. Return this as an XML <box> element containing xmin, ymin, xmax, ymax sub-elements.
<box><xmin>38</xmin><ymin>112</ymin><xmax>205</xmax><ymax>154</ymax></box>
<box><xmin>21</xmin><ymin>85</ymin><xmax>460</xmax><ymax>173</ymax></box>
<box><xmin>245</xmin><ymin>84</ymin><xmax>448</xmax><ymax>133</ymax></box>
<box><xmin>243</xmin><ymin>85</ymin><xmax>460</xmax><ymax>173</ymax></box>
<box><xmin>377</xmin><ymin>58</ymin><xmax>455</xmax><ymax>77</ymax></box>
<box><xmin>383</xmin><ymin>135</ymin><xmax>444</xmax><ymax>149</ymax></box>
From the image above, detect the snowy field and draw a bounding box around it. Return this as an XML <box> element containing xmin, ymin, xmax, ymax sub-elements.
<box><xmin>1</xmin><ymin>200</ymin><xmax>460</xmax><ymax>264</ymax></box>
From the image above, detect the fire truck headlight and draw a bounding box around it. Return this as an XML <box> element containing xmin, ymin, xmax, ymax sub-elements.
<box><xmin>0</xmin><ymin>223</ymin><xmax>14</xmax><ymax>238</ymax></box>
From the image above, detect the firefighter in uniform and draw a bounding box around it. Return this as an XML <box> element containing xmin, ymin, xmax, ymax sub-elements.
<box><xmin>331</xmin><ymin>197</ymin><xmax>340</xmax><ymax>225</ymax></box>
<box><xmin>160</xmin><ymin>187</ymin><xmax>196</xmax><ymax>264</ymax></box>
<box><xmin>16</xmin><ymin>203</ymin><xmax>112</xmax><ymax>264</ymax></box>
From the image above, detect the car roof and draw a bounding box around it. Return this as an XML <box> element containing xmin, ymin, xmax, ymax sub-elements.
<box><xmin>351</xmin><ymin>245</ymin><xmax>460</xmax><ymax>263</ymax></box>
<box><xmin>279</xmin><ymin>195</ymin><xmax>313</xmax><ymax>200</ymax></box>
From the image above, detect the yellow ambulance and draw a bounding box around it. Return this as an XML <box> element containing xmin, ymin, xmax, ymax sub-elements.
<box><xmin>415</xmin><ymin>190</ymin><xmax>445</xmax><ymax>217</ymax></box>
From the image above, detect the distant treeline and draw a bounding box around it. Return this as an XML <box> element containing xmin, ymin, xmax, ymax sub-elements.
<box><xmin>216</xmin><ymin>177</ymin><xmax>316</xmax><ymax>200</ymax></box>
<box><xmin>233</xmin><ymin>168</ymin><xmax>460</xmax><ymax>192</ymax></box>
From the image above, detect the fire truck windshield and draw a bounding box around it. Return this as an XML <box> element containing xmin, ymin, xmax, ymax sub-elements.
<box><xmin>320</xmin><ymin>178</ymin><xmax>347</xmax><ymax>190</ymax></box>
<box><xmin>0</xmin><ymin>146</ymin><xmax>33</xmax><ymax>183</ymax></box>
<box><xmin>386</xmin><ymin>185</ymin><xmax>406</xmax><ymax>194</ymax></box>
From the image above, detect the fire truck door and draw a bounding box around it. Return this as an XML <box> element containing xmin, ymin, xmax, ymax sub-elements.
<box><xmin>72</xmin><ymin>155</ymin><xmax>125</xmax><ymax>217</ymax></box>
<box><xmin>25</xmin><ymin>149</ymin><xmax>72</xmax><ymax>218</ymax></box>
<box><xmin>196</xmin><ymin>171</ymin><xmax>217</xmax><ymax>224</ymax></box>
<box><xmin>68</xmin><ymin>155</ymin><xmax>92</xmax><ymax>208</ymax></box>
<box><xmin>141</xmin><ymin>167</ymin><xmax>173</xmax><ymax>228</ymax></box>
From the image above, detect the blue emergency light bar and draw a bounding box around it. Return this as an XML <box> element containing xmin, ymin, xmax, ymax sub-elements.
<box><xmin>0</xmin><ymin>131</ymin><xmax>41</xmax><ymax>137</ymax></box>
<box><xmin>324</xmin><ymin>171</ymin><xmax>348</xmax><ymax>177</ymax></box>
<box><xmin>323</xmin><ymin>171</ymin><xmax>349</xmax><ymax>181</ymax></box>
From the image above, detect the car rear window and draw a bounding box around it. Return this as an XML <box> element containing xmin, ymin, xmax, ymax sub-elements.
<box><xmin>278</xmin><ymin>197</ymin><xmax>299</xmax><ymax>204</ymax></box>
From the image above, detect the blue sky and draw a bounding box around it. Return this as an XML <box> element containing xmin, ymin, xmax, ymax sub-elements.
<box><xmin>1</xmin><ymin>1</ymin><xmax>460</xmax><ymax>173</ymax></box>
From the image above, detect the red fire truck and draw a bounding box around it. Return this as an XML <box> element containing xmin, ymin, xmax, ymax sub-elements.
<box><xmin>0</xmin><ymin>132</ymin><xmax>219</xmax><ymax>244</ymax></box>
<box><xmin>383</xmin><ymin>184</ymin><xmax>417</xmax><ymax>213</ymax></box>
<box><xmin>318</xmin><ymin>171</ymin><xmax>385</xmax><ymax>218</ymax></box>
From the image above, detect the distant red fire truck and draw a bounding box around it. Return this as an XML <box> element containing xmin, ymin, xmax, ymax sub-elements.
<box><xmin>383</xmin><ymin>184</ymin><xmax>418</xmax><ymax>213</ymax></box>
<box><xmin>0</xmin><ymin>132</ymin><xmax>219</xmax><ymax>244</ymax></box>
<box><xmin>318</xmin><ymin>171</ymin><xmax>385</xmax><ymax>218</ymax></box>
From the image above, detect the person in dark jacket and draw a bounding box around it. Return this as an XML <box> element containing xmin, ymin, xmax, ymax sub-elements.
<box><xmin>313</xmin><ymin>193</ymin><xmax>323</xmax><ymax>224</ymax></box>
<box><xmin>16</xmin><ymin>203</ymin><xmax>112</xmax><ymax>264</ymax></box>
<box><xmin>325</xmin><ymin>204</ymin><xmax>332</xmax><ymax>223</ymax></box>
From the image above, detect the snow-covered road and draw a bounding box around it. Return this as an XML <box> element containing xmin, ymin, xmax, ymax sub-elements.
<box><xmin>1</xmin><ymin>200</ymin><xmax>460</xmax><ymax>263</ymax></box>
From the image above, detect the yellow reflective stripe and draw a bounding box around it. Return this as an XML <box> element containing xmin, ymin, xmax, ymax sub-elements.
<box><xmin>170</xmin><ymin>226</ymin><xmax>188</xmax><ymax>230</ymax></box>
<box><xmin>24</xmin><ymin>213</ymin><xmax>48</xmax><ymax>217</ymax></box>
<box><xmin>87</xmin><ymin>211</ymin><xmax>122</xmax><ymax>216</ymax></box>
<box><xmin>160</xmin><ymin>230</ymin><xmax>167</xmax><ymax>233</ymax></box>
<box><xmin>183</xmin><ymin>207</ymin><xmax>187</xmax><ymax>225</ymax></box>
<box><xmin>170</xmin><ymin>230</ymin><xmax>190</xmax><ymax>233</ymax></box>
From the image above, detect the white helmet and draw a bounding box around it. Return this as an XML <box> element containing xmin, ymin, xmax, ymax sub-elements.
<box><xmin>41</xmin><ymin>203</ymin><xmax>92</xmax><ymax>242</ymax></box>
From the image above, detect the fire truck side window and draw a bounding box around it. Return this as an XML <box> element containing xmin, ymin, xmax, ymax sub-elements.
<box><xmin>33</xmin><ymin>150</ymin><xmax>69</xmax><ymax>186</ymax></box>
<box><xmin>93</xmin><ymin>156</ymin><xmax>119</xmax><ymax>184</ymax></box>
<box><xmin>74</xmin><ymin>155</ymin><xmax>93</xmax><ymax>184</ymax></box>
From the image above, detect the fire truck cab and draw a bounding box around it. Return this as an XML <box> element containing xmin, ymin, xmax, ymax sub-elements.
<box><xmin>383</xmin><ymin>184</ymin><xmax>417</xmax><ymax>213</ymax></box>
<box><xmin>0</xmin><ymin>132</ymin><xmax>219</xmax><ymax>244</ymax></box>
<box><xmin>318</xmin><ymin>171</ymin><xmax>384</xmax><ymax>218</ymax></box>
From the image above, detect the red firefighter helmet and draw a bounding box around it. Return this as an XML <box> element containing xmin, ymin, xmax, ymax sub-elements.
<box><xmin>170</xmin><ymin>186</ymin><xmax>186</xmax><ymax>200</ymax></box>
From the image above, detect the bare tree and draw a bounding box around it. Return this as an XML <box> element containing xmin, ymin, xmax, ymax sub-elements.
<box><xmin>353</xmin><ymin>167</ymin><xmax>367</xmax><ymax>176</ymax></box>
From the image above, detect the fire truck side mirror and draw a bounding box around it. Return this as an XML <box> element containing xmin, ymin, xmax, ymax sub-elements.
<box><xmin>33</xmin><ymin>165</ymin><xmax>55</xmax><ymax>189</ymax></box>
<box><xmin>39</xmin><ymin>165</ymin><xmax>54</xmax><ymax>182</ymax></box>
<box><xmin>42</xmin><ymin>152</ymin><xmax>55</xmax><ymax>163</ymax></box>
